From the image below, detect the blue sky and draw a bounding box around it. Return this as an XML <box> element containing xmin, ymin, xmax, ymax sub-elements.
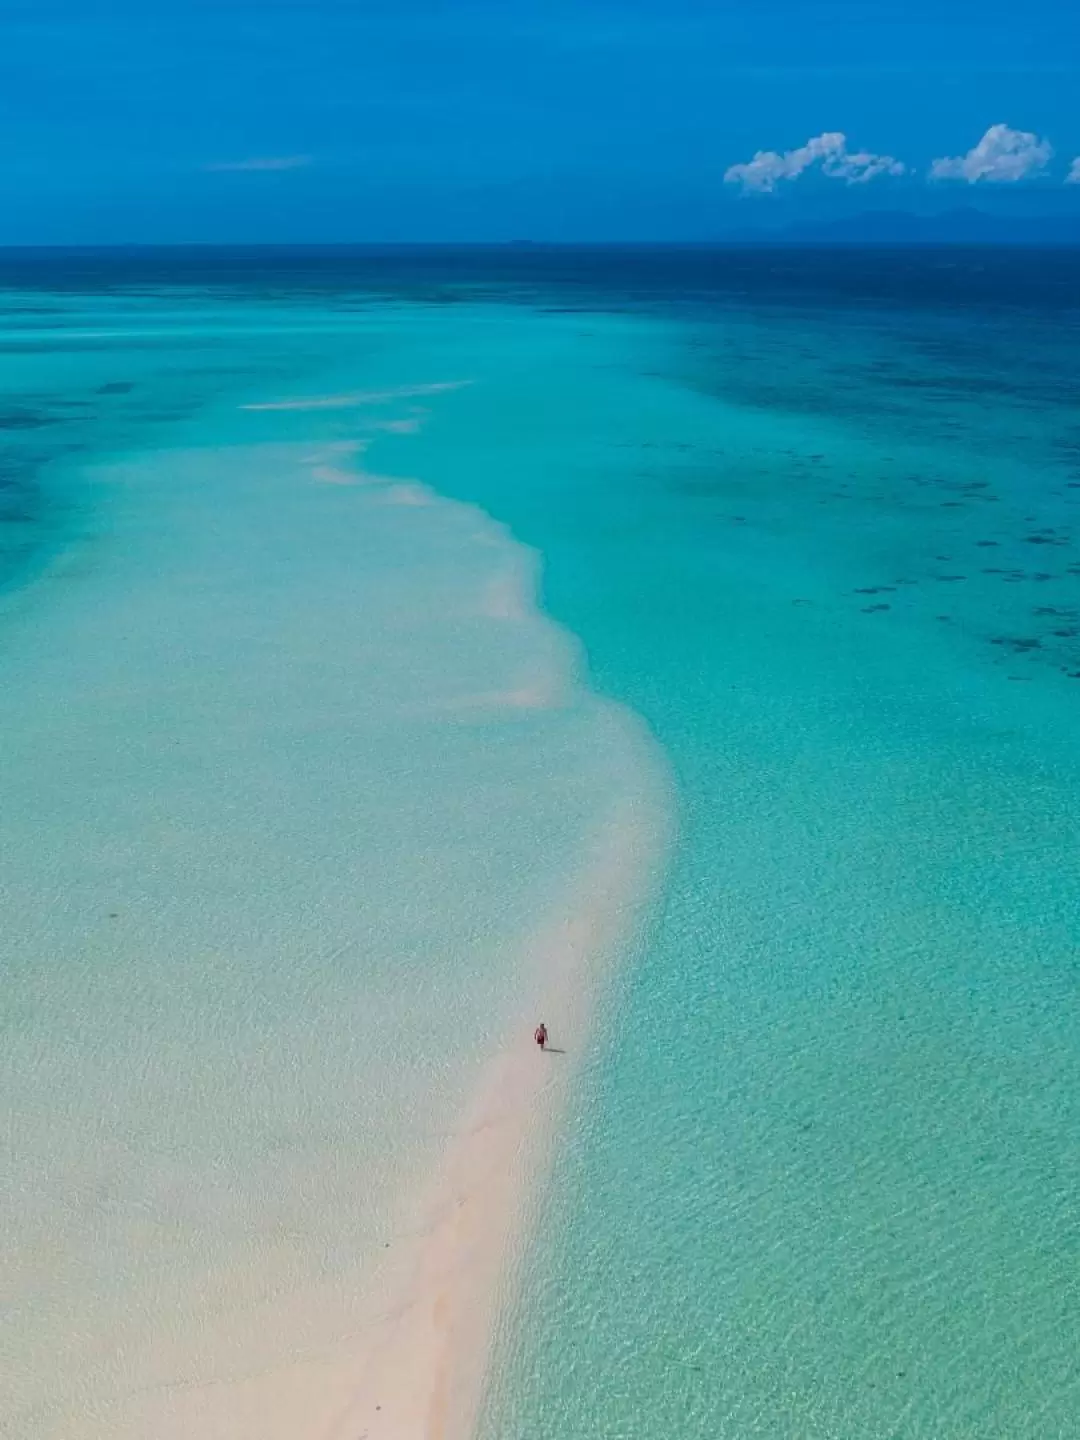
<box><xmin>3</xmin><ymin>0</ymin><xmax>1080</xmax><ymax>243</ymax></box>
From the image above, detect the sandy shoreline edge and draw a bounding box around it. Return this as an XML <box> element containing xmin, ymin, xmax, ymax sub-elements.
<box><xmin>329</xmin><ymin>748</ymin><xmax>670</xmax><ymax>1440</ymax></box>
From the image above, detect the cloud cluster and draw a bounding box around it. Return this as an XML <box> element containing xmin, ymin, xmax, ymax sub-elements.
<box><xmin>726</xmin><ymin>123</ymin><xmax>1077</xmax><ymax>195</ymax></box>
<box><xmin>930</xmin><ymin>125</ymin><xmax>1052</xmax><ymax>184</ymax></box>
<box><xmin>724</xmin><ymin>132</ymin><xmax>904</xmax><ymax>193</ymax></box>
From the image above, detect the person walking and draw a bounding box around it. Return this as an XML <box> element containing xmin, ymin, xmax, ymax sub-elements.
<box><xmin>534</xmin><ymin>1022</ymin><xmax>548</xmax><ymax>1050</ymax></box>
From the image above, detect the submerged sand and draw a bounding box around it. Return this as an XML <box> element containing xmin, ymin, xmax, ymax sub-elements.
<box><xmin>129</xmin><ymin>769</ymin><xmax>667</xmax><ymax>1440</ymax></box>
<box><xmin>3</xmin><ymin>415</ymin><xmax>670</xmax><ymax>1440</ymax></box>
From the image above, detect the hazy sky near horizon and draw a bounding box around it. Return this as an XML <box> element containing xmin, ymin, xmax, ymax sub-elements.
<box><xmin>3</xmin><ymin>0</ymin><xmax>1080</xmax><ymax>243</ymax></box>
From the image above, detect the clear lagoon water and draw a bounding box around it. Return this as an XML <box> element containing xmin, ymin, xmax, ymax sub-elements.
<box><xmin>2</xmin><ymin>247</ymin><xmax>1079</xmax><ymax>1437</ymax></box>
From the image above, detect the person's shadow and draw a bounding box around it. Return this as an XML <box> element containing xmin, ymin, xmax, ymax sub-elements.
<box><xmin>542</xmin><ymin>1046</ymin><xmax>566</xmax><ymax>1054</ymax></box>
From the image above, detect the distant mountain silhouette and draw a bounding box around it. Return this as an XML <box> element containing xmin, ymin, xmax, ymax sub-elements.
<box><xmin>724</xmin><ymin>207</ymin><xmax>1080</xmax><ymax>245</ymax></box>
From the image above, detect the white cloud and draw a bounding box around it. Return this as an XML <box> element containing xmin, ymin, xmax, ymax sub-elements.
<box><xmin>827</xmin><ymin>149</ymin><xmax>908</xmax><ymax>185</ymax></box>
<box><xmin>724</xmin><ymin>132</ymin><xmax>904</xmax><ymax>194</ymax></box>
<box><xmin>206</xmin><ymin>155</ymin><xmax>312</xmax><ymax>173</ymax></box>
<box><xmin>1067</xmin><ymin>157</ymin><xmax>1080</xmax><ymax>185</ymax></box>
<box><xmin>930</xmin><ymin>125</ymin><xmax>1051</xmax><ymax>184</ymax></box>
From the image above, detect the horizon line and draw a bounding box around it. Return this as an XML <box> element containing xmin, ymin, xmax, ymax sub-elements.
<box><xmin>3</xmin><ymin>236</ymin><xmax>1080</xmax><ymax>256</ymax></box>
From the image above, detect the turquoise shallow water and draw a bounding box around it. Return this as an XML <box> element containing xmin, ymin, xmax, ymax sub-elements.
<box><xmin>2</xmin><ymin>249</ymin><xmax>1080</xmax><ymax>1437</ymax></box>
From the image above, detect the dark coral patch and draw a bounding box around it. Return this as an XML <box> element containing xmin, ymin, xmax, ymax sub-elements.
<box><xmin>991</xmin><ymin>636</ymin><xmax>1042</xmax><ymax>651</ymax></box>
<box><xmin>0</xmin><ymin>409</ymin><xmax>53</xmax><ymax>430</ymax></box>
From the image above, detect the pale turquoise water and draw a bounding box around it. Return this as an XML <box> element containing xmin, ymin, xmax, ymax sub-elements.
<box><xmin>3</xmin><ymin>250</ymin><xmax>1079</xmax><ymax>1437</ymax></box>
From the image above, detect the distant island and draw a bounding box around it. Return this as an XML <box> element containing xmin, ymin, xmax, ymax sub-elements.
<box><xmin>722</xmin><ymin>206</ymin><xmax>1080</xmax><ymax>245</ymax></box>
